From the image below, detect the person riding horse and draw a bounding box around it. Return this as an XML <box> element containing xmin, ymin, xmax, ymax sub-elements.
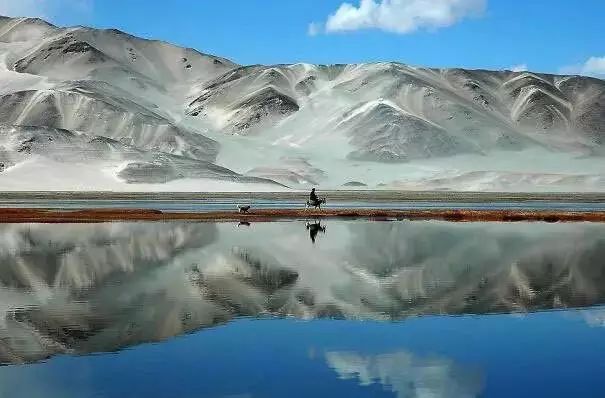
<box><xmin>306</xmin><ymin>188</ymin><xmax>326</xmax><ymax>209</ymax></box>
<box><xmin>309</xmin><ymin>188</ymin><xmax>319</xmax><ymax>205</ymax></box>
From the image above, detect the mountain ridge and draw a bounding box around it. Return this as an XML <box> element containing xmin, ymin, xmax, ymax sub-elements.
<box><xmin>0</xmin><ymin>16</ymin><xmax>603</xmax><ymax>191</ymax></box>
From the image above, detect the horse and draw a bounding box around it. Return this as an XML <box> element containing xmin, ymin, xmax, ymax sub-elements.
<box><xmin>305</xmin><ymin>197</ymin><xmax>326</xmax><ymax>210</ymax></box>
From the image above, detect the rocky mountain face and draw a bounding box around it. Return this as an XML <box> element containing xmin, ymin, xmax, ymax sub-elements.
<box><xmin>1</xmin><ymin>220</ymin><xmax>604</xmax><ymax>364</ymax></box>
<box><xmin>0</xmin><ymin>16</ymin><xmax>603</xmax><ymax>190</ymax></box>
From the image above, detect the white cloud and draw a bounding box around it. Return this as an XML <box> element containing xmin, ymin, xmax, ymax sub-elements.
<box><xmin>560</xmin><ymin>56</ymin><xmax>605</xmax><ymax>78</ymax></box>
<box><xmin>319</xmin><ymin>0</ymin><xmax>486</xmax><ymax>35</ymax></box>
<box><xmin>308</xmin><ymin>22</ymin><xmax>321</xmax><ymax>36</ymax></box>
<box><xmin>510</xmin><ymin>64</ymin><xmax>528</xmax><ymax>72</ymax></box>
<box><xmin>0</xmin><ymin>0</ymin><xmax>92</xmax><ymax>22</ymax></box>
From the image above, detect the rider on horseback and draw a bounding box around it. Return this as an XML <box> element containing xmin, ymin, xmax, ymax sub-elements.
<box><xmin>306</xmin><ymin>188</ymin><xmax>325</xmax><ymax>209</ymax></box>
<box><xmin>309</xmin><ymin>188</ymin><xmax>319</xmax><ymax>205</ymax></box>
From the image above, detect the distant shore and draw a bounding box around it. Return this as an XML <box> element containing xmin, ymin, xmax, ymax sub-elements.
<box><xmin>0</xmin><ymin>190</ymin><xmax>604</xmax><ymax>202</ymax></box>
<box><xmin>2</xmin><ymin>190</ymin><xmax>604</xmax><ymax>223</ymax></box>
<box><xmin>1</xmin><ymin>208</ymin><xmax>604</xmax><ymax>223</ymax></box>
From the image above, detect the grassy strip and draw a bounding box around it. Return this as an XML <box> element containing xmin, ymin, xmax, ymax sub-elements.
<box><xmin>0</xmin><ymin>208</ymin><xmax>604</xmax><ymax>223</ymax></box>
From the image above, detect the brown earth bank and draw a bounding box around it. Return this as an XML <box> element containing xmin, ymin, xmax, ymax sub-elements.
<box><xmin>0</xmin><ymin>208</ymin><xmax>604</xmax><ymax>223</ymax></box>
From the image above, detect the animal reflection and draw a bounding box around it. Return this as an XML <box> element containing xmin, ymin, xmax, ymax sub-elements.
<box><xmin>306</xmin><ymin>221</ymin><xmax>326</xmax><ymax>243</ymax></box>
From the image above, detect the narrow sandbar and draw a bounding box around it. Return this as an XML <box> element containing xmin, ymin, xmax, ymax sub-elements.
<box><xmin>1</xmin><ymin>207</ymin><xmax>604</xmax><ymax>223</ymax></box>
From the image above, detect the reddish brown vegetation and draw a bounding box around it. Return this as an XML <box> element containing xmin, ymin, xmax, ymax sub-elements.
<box><xmin>0</xmin><ymin>208</ymin><xmax>604</xmax><ymax>223</ymax></box>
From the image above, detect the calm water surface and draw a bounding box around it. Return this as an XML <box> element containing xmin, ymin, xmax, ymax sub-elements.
<box><xmin>1</xmin><ymin>220</ymin><xmax>605</xmax><ymax>397</ymax></box>
<box><xmin>1</xmin><ymin>198</ymin><xmax>605</xmax><ymax>211</ymax></box>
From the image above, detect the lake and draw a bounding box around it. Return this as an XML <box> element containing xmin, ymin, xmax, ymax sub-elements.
<box><xmin>1</xmin><ymin>219</ymin><xmax>605</xmax><ymax>397</ymax></box>
<box><xmin>1</xmin><ymin>198</ymin><xmax>605</xmax><ymax>212</ymax></box>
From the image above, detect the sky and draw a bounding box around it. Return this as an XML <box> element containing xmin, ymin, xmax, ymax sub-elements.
<box><xmin>0</xmin><ymin>0</ymin><xmax>603</xmax><ymax>77</ymax></box>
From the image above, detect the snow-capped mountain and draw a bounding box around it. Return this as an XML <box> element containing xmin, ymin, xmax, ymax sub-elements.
<box><xmin>0</xmin><ymin>16</ymin><xmax>603</xmax><ymax>191</ymax></box>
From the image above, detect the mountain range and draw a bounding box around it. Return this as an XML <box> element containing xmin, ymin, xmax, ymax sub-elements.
<box><xmin>0</xmin><ymin>16</ymin><xmax>603</xmax><ymax>191</ymax></box>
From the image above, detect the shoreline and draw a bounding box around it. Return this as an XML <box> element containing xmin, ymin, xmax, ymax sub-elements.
<box><xmin>1</xmin><ymin>208</ymin><xmax>604</xmax><ymax>223</ymax></box>
<box><xmin>0</xmin><ymin>191</ymin><xmax>604</xmax><ymax>202</ymax></box>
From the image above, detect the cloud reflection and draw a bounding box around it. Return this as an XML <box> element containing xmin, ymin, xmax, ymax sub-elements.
<box><xmin>326</xmin><ymin>350</ymin><xmax>483</xmax><ymax>398</ymax></box>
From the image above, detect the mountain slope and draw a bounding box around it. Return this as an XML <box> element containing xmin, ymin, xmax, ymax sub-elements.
<box><xmin>0</xmin><ymin>16</ymin><xmax>603</xmax><ymax>191</ymax></box>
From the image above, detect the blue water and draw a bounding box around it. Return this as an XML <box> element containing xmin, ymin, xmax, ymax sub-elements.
<box><xmin>0</xmin><ymin>198</ymin><xmax>604</xmax><ymax>212</ymax></box>
<box><xmin>1</xmin><ymin>219</ymin><xmax>605</xmax><ymax>397</ymax></box>
<box><xmin>1</xmin><ymin>311</ymin><xmax>604</xmax><ymax>398</ymax></box>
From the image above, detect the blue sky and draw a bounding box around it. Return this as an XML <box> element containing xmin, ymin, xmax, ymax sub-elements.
<box><xmin>2</xmin><ymin>0</ymin><xmax>604</xmax><ymax>76</ymax></box>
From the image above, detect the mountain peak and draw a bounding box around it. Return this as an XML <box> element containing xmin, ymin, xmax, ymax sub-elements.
<box><xmin>0</xmin><ymin>15</ymin><xmax>602</xmax><ymax>191</ymax></box>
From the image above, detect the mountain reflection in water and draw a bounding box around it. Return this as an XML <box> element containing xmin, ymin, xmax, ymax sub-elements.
<box><xmin>1</xmin><ymin>220</ymin><xmax>605</xmax><ymax>365</ymax></box>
